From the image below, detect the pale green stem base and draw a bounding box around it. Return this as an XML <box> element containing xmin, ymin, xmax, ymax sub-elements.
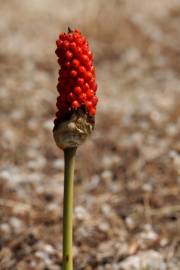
<box><xmin>63</xmin><ymin>147</ymin><xmax>77</xmax><ymax>270</ymax></box>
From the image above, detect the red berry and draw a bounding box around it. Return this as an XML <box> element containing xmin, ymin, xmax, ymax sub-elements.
<box><xmin>86</xmin><ymin>100</ymin><xmax>93</xmax><ymax>108</ymax></box>
<box><xmin>67</xmin><ymin>92</ymin><xmax>75</xmax><ymax>102</ymax></box>
<box><xmin>64</xmin><ymin>61</ymin><xmax>71</xmax><ymax>69</ymax></box>
<box><xmin>82</xmin><ymin>83</ymin><xmax>89</xmax><ymax>92</ymax></box>
<box><xmin>60</xmin><ymin>70</ymin><xmax>68</xmax><ymax>77</ymax></box>
<box><xmin>70</xmin><ymin>42</ymin><xmax>76</xmax><ymax>50</ymax></box>
<box><xmin>79</xmin><ymin>93</ymin><xmax>87</xmax><ymax>102</ymax></box>
<box><xmin>59</xmin><ymin>33</ymin><xmax>66</xmax><ymax>40</ymax></box>
<box><xmin>79</xmin><ymin>66</ymin><xmax>86</xmax><ymax>75</ymax></box>
<box><xmin>76</xmin><ymin>38</ymin><xmax>84</xmax><ymax>45</ymax></box>
<box><xmin>87</xmin><ymin>50</ymin><xmax>93</xmax><ymax>59</ymax></box>
<box><xmin>63</xmin><ymin>40</ymin><xmax>70</xmax><ymax>49</ymax></box>
<box><xmin>82</xmin><ymin>44</ymin><xmax>88</xmax><ymax>52</ymax></box>
<box><xmin>72</xmin><ymin>100</ymin><xmax>80</xmax><ymax>109</ymax></box>
<box><xmin>72</xmin><ymin>59</ymin><xmax>80</xmax><ymax>68</ymax></box>
<box><xmin>89</xmin><ymin>78</ymin><xmax>95</xmax><ymax>88</ymax></box>
<box><xmin>86</xmin><ymin>89</ymin><xmax>94</xmax><ymax>99</ymax></box>
<box><xmin>74</xmin><ymin>47</ymin><xmax>82</xmax><ymax>57</ymax></box>
<box><xmin>90</xmin><ymin>66</ymin><xmax>95</xmax><ymax>74</ymax></box>
<box><xmin>92</xmin><ymin>82</ymin><xmax>97</xmax><ymax>92</ymax></box>
<box><xmin>75</xmin><ymin>29</ymin><xmax>81</xmax><ymax>34</ymax></box>
<box><xmin>55</xmin><ymin>48</ymin><xmax>61</xmax><ymax>57</ymax></box>
<box><xmin>77</xmin><ymin>77</ymin><xmax>84</xmax><ymax>86</ymax></box>
<box><xmin>68</xmin><ymin>33</ymin><xmax>74</xmax><ymax>42</ymax></box>
<box><xmin>66</xmin><ymin>50</ymin><xmax>73</xmax><ymax>60</ymax></box>
<box><xmin>89</xmin><ymin>107</ymin><xmax>96</xmax><ymax>116</ymax></box>
<box><xmin>56</xmin><ymin>40</ymin><xmax>62</xmax><ymax>47</ymax></box>
<box><xmin>74</xmin><ymin>86</ymin><xmax>82</xmax><ymax>95</ymax></box>
<box><xmin>84</xmin><ymin>71</ymin><xmax>92</xmax><ymax>81</ymax></box>
<box><xmin>81</xmin><ymin>37</ymin><xmax>86</xmax><ymax>43</ymax></box>
<box><xmin>74</xmin><ymin>33</ymin><xmax>80</xmax><ymax>39</ymax></box>
<box><xmin>70</xmin><ymin>70</ymin><xmax>77</xmax><ymax>77</ymax></box>
<box><xmin>92</xmin><ymin>96</ymin><xmax>98</xmax><ymax>106</ymax></box>
<box><xmin>81</xmin><ymin>54</ymin><xmax>89</xmax><ymax>64</ymax></box>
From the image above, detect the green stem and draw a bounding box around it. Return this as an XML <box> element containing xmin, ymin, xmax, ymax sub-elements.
<box><xmin>63</xmin><ymin>147</ymin><xmax>77</xmax><ymax>270</ymax></box>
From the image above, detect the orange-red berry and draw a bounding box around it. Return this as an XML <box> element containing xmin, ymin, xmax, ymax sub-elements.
<box><xmin>86</xmin><ymin>89</ymin><xmax>94</xmax><ymax>99</ymax></box>
<box><xmin>89</xmin><ymin>107</ymin><xmax>96</xmax><ymax>116</ymax></box>
<box><xmin>92</xmin><ymin>96</ymin><xmax>98</xmax><ymax>106</ymax></box>
<box><xmin>86</xmin><ymin>100</ymin><xmax>93</xmax><ymax>109</ymax></box>
<box><xmin>85</xmin><ymin>71</ymin><xmax>92</xmax><ymax>81</ymax></box>
<box><xmin>79</xmin><ymin>66</ymin><xmax>86</xmax><ymax>75</ymax></box>
<box><xmin>74</xmin><ymin>86</ymin><xmax>82</xmax><ymax>95</ymax></box>
<box><xmin>70</xmin><ymin>42</ymin><xmax>76</xmax><ymax>50</ymax></box>
<box><xmin>59</xmin><ymin>33</ymin><xmax>66</xmax><ymax>40</ymax></box>
<box><xmin>82</xmin><ymin>83</ymin><xmax>89</xmax><ymax>92</ymax></box>
<box><xmin>72</xmin><ymin>100</ymin><xmax>80</xmax><ymax>109</ymax></box>
<box><xmin>64</xmin><ymin>61</ymin><xmax>71</xmax><ymax>69</ymax></box>
<box><xmin>79</xmin><ymin>93</ymin><xmax>87</xmax><ymax>102</ymax></box>
<box><xmin>77</xmin><ymin>77</ymin><xmax>84</xmax><ymax>86</ymax></box>
<box><xmin>70</xmin><ymin>70</ymin><xmax>77</xmax><ymax>77</ymax></box>
<box><xmin>81</xmin><ymin>54</ymin><xmax>89</xmax><ymax>64</ymax></box>
<box><xmin>72</xmin><ymin>59</ymin><xmax>80</xmax><ymax>69</ymax></box>
<box><xmin>66</xmin><ymin>50</ymin><xmax>73</xmax><ymax>60</ymax></box>
<box><xmin>68</xmin><ymin>33</ymin><xmax>73</xmax><ymax>42</ymax></box>
<box><xmin>67</xmin><ymin>92</ymin><xmax>75</xmax><ymax>102</ymax></box>
<box><xmin>63</xmin><ymin>40</ymin><xmax>70</xmax><ymax>49</ymax></box>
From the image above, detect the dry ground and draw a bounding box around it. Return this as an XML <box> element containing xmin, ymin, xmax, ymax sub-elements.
<box><xmin>0</xmin><ymin>0</ymin><xmax>180</xmax><ymax>269</ymax></box>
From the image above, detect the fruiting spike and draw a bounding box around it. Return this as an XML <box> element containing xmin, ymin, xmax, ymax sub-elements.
<box><xmin>54</xmin><ymin>28</ymin><xmax>98</xmax><ymax>126</ymax></box>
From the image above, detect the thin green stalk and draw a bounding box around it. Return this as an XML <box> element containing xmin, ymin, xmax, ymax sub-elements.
<box><xmin>63</xmin><ymin>147</ymin><xmax>77</xmax><ymax>270</ymax></box>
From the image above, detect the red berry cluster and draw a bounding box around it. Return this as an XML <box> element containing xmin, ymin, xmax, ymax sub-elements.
<box><xmin>54</xmin><ymin>28</ymin><xmax>98</xmax><ymax>125</ymax></box>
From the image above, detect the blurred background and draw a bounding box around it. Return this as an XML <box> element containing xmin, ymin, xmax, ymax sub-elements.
<box><xmin>0</xmin><ymin>0</ymin><xmax>180</xmax><ymax>269</ymax></box>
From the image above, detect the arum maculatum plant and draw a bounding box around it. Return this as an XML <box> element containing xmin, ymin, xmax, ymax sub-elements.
<box><xmin>53</xmin><ymin>28</ymin><xmax>98</xmax><ymax>270</ymax></box>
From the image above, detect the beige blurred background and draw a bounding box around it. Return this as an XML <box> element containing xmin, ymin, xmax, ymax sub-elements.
<box><xmin>0</xmin><ymin>1</ymin><xmax>180</xmax><ymax>269</ymax></box>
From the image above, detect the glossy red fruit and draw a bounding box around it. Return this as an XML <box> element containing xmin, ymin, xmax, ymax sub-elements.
<box><xmin>72</xmin><ymin>59</ymin><xmax>80</xmax><ymax>69</ymax></box>
<box><xmin>56</xmin><ymin>40</ymin><xmax>63</xmax><ymax>48</ymax></box>
<box><xmin>81</xmin><ymin>54</ymin><xmax>89</xmax><ymax>64</ymax></box>
<box><xmin>77</xmin><ymin>77</ymin><xmax>84</xmax><ymax>86</ymax></box>
<box><xmin>89</xmin><ymin>107</ymin><xmax>96</xmax><ymax>116</ymax></box>
<box><xmin>55</xmin><ymin>48</ymin><xmax>61</xmax><ymax>57</ymax></box>
<box><xmin>72</xmin><ymin>100</ymin><xmax>80</xmax><ymax>109</ymax></box>
<box><xmin>84</xmin><ymin>71</ymin><xmax>92</xmax><ymax>81</ymax></box>
<box><xmin>74</xmin><ymin>47</ymin><xmax>82</xmax><ymax>57</ymax></box>
<box><xmin>86</xmin><ymin>89</ymin><xmax>94</xmax><ymax>99</ymax></box>
<box><xmin>64</xmin><ymin>61</ymin><xmax>71</xmax><ymax>69</ymax></box>
<box><xmin>70</xmin><ymin>70</ymin><xmax>77</xmax><ymax>78</ymax></box>
<box><xmin>70</xmin><ymin>42</ymin><xmax>76</xmax><ymax>50</ymax></box>
<box><xmin>86</xmin><ymin>100</ymin><xmax>93</xmax><ymax>109</ymax></box>
<box><xmin>82</xmin><ymin>83</ymin><xmax>89</xmax><ymax>92</ymax></box>
<box><xmin>79</xmin><ymin>66</ymin><xmax>86</xmax><ymax>75</ymax></box>
<box><xmin>66</xmin><ymin>50</ymin><xmax>73</xmax><ymax>60</ymax></box>
<box><xmin>87</xmin><ymin>50</ymin><xmax>93</xmax><ymax>59</ymax></box>
<box><xmin>79</xmin><ymin>93</ymin><xmax>87</xmax><ymax>102</ymax></box>
<box><xmin>89</xmin><ymin>78</ymin><xmax>96</xmax><ymax>89</ymax></box>
<box><xmin>54</xmin><ymin>28</ymin><xmax>98</xmax><ymax>123</ymax></box>
<box><xmin>74</xmin><ymin>86</ymin><xmax>82</xmax><ymax>95</ymax></box>
<box><xmin>59</xmin><ymin>33</ymin><xmax>66</xmax><ymax>40</ymax></box>
<box><xmin>67</xmin><ymin>33</ymin><xmax>73</xmax><ymax>42</ymax></box>
<box><xmin>67</xmin><ymin>92</ymin><xmax>75</xmax><ymax>102</ymax></box>
<box><xmin>92</xmin><ymin>96</ymin><xmax>98</xmax><ymax>106</ymax></box>
<box><xmin>63</xmin><ymin>40</ymin><xmax>70</xmax><ymax>49</ymax></box>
